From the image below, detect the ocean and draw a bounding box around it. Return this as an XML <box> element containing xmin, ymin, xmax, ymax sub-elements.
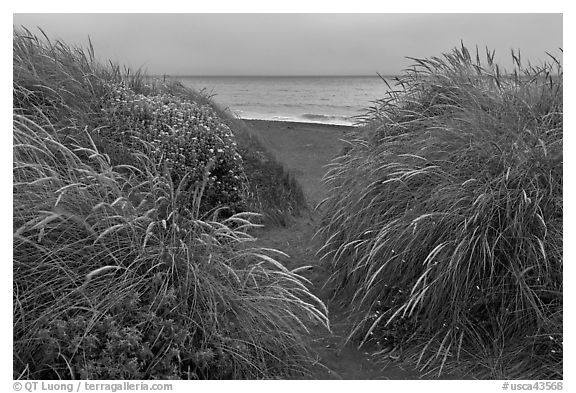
<box><xmin>172</xmin><ymin>76</ymin><xmax>395</xmax><ymax>126</ymax></box>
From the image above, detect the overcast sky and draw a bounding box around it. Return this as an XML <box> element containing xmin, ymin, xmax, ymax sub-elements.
<box><xmin>12</xmin><ymin>13</ymin><xmax>562</xmax><ymax>76</ymax></box>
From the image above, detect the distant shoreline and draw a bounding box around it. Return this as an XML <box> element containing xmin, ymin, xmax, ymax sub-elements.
<box><xmin>239</xmin><ymin>115</ymin><xmax>359</xmax><ymax>128</ymax></box>
<box><xmin>165</xmin><ymin>75</ymin><xmax>389</xmax><ymax>128</ymax></box>
<box><xmin>160</xmin><ymin>75</ymin><xmax>398</xmax><ymax>79</ymax></box>
<box><xmin>244</xmin><ymin>118</ymin><xmax>355</xmax><ymax>132</ymax></box>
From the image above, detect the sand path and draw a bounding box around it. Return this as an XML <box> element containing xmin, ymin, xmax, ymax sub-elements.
<box><xmin>245</xmin><ymin>120</ymin><xmax>422</xmax><ymax>379</ymax></box>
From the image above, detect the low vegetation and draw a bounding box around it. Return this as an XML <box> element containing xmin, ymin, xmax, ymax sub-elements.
<box><xmin>317</xmin><ymin>45</ymin><xmax>562</xmax><ymax>379</ymax></box>
<box><xmin>171</xmin><ymin>84</ymin><xmax>309</xmax><ymax>226</ymax></box>
<box><xmin>13</xmin><ymin>29</ymin><xmax>326</xmax><ymax>379</ymax></box>
<box><xmin>98</xmin><ymin>83</ymin><xmax>246</xmax><ymax>214</ymax></box>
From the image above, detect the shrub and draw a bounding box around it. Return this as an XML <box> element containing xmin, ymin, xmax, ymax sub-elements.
<box><xmin>98</xmin><ymin>83</ymin><xmax>246</xmax><ymax>214</ymax></box>
<box><xmin>159</xmin><ymin>80</ymin><xmax>308</xmax><ymax>226</ymax></box>
<box><xmin>317</xmin><ymin>45</ymin><xmax>562</xmax><ymax>379</ymax></box>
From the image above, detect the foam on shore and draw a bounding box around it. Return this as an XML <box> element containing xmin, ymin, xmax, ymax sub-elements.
<box><xmin>238</xmin><ymin>113</ymin><xmax>359</xmax><ymax>127</ymax></box>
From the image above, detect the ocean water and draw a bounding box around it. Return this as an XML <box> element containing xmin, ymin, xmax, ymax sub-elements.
<box><xmin>173</xmin><ymin>76</ymin><xmax>395</xmax><ymax>126</ymax></box>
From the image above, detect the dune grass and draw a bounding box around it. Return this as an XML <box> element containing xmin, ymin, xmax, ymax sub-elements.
<box><xmin>317</xmin><ymin>45</ymin><xmax>562</xmax><ymax>379</ymax></box>
<box><xmin>13</xmin><ymin>28</ymin><xmax>327</xmax><ymax>379</ymax></box>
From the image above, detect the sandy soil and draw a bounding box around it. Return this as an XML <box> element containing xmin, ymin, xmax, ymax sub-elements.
<box><xmin>245</xmin><ymin>120</ymin><xmax>424</xmax><ymax>379</ymax></box>
<box><xmin>245</xmin><ymin>120</ymin><xmax>352</xmax><ymax>207</ymax></box>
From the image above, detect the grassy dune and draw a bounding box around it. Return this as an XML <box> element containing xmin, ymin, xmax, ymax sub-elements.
<box><xmin>13</xmin><ymin>29</ymin><xmax>326</xmax><ymax>379</ymax></box>
<box><xmin>317</xmin><ymin>46</ymin><xmax>563</xmax><ymax>379</ymax></box>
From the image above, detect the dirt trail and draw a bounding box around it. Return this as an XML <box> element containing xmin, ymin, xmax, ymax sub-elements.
<box><xmin>252</xmin><ymin>215</ymin><xmax>421</xmax><ymax>379</ymax></box>
<box><xmin>246</xmin><ymin>120</ymin><xmax>423</xmax><ymax>379</ymax></box>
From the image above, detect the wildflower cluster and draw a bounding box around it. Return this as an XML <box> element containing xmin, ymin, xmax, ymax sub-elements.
<box><xmin>100</xmin><ymin>83</ymin><xmax>246</xmax><ymax>213</ymax></box>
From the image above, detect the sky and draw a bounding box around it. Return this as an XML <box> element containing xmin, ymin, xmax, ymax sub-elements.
<box><xmin>12</xmin><ymin>13</ymin><xmax>562</xmax><ymax>76</ymax></box>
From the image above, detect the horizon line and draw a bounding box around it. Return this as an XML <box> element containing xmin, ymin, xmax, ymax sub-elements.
<box><xmin>150</xmin><ymin>74</ymin><xmax>400</xmax><ymax>78</ymax></box>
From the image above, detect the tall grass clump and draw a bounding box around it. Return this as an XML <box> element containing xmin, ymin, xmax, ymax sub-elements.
<box><xmin>14</xmin><ymin>28</ymin><xmax>328</xmax><ymax>379</ymax></box>
<box><xmin>317</xmin><ymin>45</ymin><xmax>562</xmax><ymax>379</ymax></box>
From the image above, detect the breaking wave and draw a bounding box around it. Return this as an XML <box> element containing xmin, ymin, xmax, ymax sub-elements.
<box><xmin>237</xmin><ymin>111</ymin><xmax>356</xmax><ymax>126</ymax></box>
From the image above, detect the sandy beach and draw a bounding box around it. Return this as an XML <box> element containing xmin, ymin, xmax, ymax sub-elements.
<box><xmin>244</xmin><ymin>119</ymin><xmax>353</xmax><ymax>206</ymax></box>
